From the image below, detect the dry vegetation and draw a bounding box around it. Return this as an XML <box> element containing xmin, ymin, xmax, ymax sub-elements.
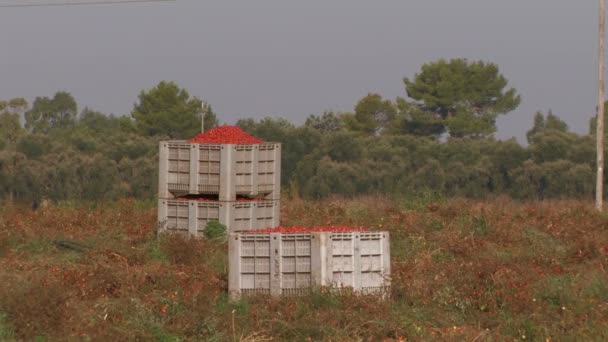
<box><xmin>1</xmin><ymin>196</ymin><xmax>608</xmax><ymax>341</ymax></box>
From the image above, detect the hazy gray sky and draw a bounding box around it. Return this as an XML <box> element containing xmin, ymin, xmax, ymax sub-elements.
<box><xmin>0</xmin><ymin>0</ymin><xmax>600</xmax><ymax>142</ymax></box>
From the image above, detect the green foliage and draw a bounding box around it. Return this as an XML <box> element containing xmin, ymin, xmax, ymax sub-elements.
<box><xmin>399</xmin><ymin>190</ymin><xmax>445</xmax><ymax>211</ymax></box>
<box><xmin>536</xmin><ymin>274</ymin><xmax>574</xmax><ymax>307</ymax></box>
<box><xmin>391</xmin><ymin>97</ymin><xmax>444</xmax><ymax>137</ymax></box>
<box><xmin>523</xmin><ymin>227</ymin><xmax>567</xmax><ymax>259</ymax></box>
<box><xmin>347</xmin><ymin>93</ymin><xmax>397</xmax><ymax>135</ymax></box>
<box><xmin>527</xmin><ymin>110</ymin><xmax>569</xmax><ymax>143</ymax></box>
<box><xmin>0</xmin><ymin>75</ymin><xmax>599</xmax><ymax>203</ymax></box>
<box><xmin>404</xmin><ymin>58</ymin><xmax>520</xmax><ymax>138</ymax></box>
<box><xmin>16</xmin><ymin>135</ymin><xmax>52</xmax><ymax>160</ymax></box>
<box><xmin>0</xmin><ymin>312</ymin><xmax>15</xmax><ymax>340</ymax></box>
<box><xmin>588</xmin><ymin>101</ymin><xmax>608</xmax><ymax>136</ymax></box>
<box><xmin>471</xmin><ymin>215</ymin><xmax>494</xmax><ymax>237</ymax></box>
<box><xmin>25</xmin><ymin>92</ymin><xmax>77</xmax><ymax>134</ymax></box>
<box><xmin>238</xmin><ymin>117</ymin><xmax>322</xmax><ymax>186</ymax></box>
<box><xmin>147</xmin><ymin>240</ymin><xmax>169</xmax><ymax>263</ymax></box>
<box><xmin>0</xmin><ymin>98</ymin><xmax>26</xmax><ymax>144</ymax></box>
<box><xmin>132</xmin><ymin>81</ymin><xmax>217</xmax><ymax>139</ymax></box>
<box><xmin>444</xmin><ymin>108</ymin><xmax>496</xmax><ymax>138</ymax></box>
<box><xmin>305</xmin><ymin>111</ymin><xmax>344</xmax><ymax>133</ymax></box>
<box><xmin>204</xmin><ymin>221</ymin><xmax>227</xmax><ymax>241</ymax></box>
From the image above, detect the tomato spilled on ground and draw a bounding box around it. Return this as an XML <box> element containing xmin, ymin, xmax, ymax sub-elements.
<box><xmin>189</xmin><ymin>126</ymin><xmax>264</xmax><ymax>144</ymax></box>
<box><xmin>247</xmin><ymin>226</ymin><xmax>368</xmax><ymax>233</ymax></box>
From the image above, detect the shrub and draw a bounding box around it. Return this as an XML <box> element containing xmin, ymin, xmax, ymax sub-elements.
<box><xmin>204</xmin><ymin>221</ymin><xmax>227</xmax><ymax>241</ymax></box>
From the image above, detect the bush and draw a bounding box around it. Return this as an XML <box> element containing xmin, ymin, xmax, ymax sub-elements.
<box><xmin>204</xmin><ymin>221</ymin><xmax>227</xmax><ymax>241</ymax></box>
<box><xmin>16</xmin><ymin>135</ymin><xmax>51</xmax><ymax>160</ymax></box>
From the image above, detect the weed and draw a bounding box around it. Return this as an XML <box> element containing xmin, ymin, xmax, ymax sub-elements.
<box><xmin>499</xmin><ymin>313</ymin><xmax>541</xmax><ymax>341</ymax></box>
<box><xmin>15</xmin><ymin>239</ymin><xmax>53</xmax><ymax>254</ymax></box>
<box><xmin>215</xmin><ymin>293</ymin><xmax>250</xmax><ymax>318</ymax></box>
<box><xmin>159</xmin><ymin>234</ymin><xmax>204</xmax><ymax>266</ymax></box>
<box><xmin>536</xmin><ymin>274</ymin><xmax>575</xmax><ymax>307</ymax></box>
<box><xmin>580</xmin><ymin>272</ymin><xmax>608</xmax><ymax>302</ymax></box>
<box><xmin>307</xmin><ymin>289</ymin><xmax>343</xmax><ymax>310</ymax></box>
<box><xmin>0</xmin><ymin>312</ymin><xmax>15</xmax><ymax>341</ymax></box>
<box><xmin>0</xmin><ymin>274</ymin><xmax>69</xmax><ymax>340</ymax></box>
<box><xmin>399</xmin><ymin>190</ymin><xmax>445</xmax><ymax>211</ymax></box>
<box><xmin>147</xmin><ymin>239</ymin><xmax>168</xmax><ymax>263</ymax></box>
<box><xmin>471</xmin><ymin>215</ymin><xmax>494</xmax><ymax>237</ymax></box>
<box><xmin>207</xmin><ymin>248</ymin><xmax>228</xmax><ymax>275</ymax></box>
<box><xmin>422</xmin><ymin>217</ymin><xmax>444</xmax><ymax>232</ymax></box>
<box><xmin>0</xmin><ymin>235</ymin><xmax>9</xmax><ymax>258</ymax></box>
<box><xmin>523</xmin><ymin>227</ymin><xmax>567</xmax><ymax>258</ymax></box>
<box><xmin>494</xmin><ymin>248</ymin><xmax>513</xmax><ymax>261</ymax></box>
<box><xmin>151</xmin><ymin>325</ymin><xmax>181</xmax><ymax>342</ymax></box>
<box><xmin>192</xmin><ymin>318</ymin><xmax>224</xmax><ymax>342</ymax></box>
<box><xmin>123</xmin><ymin>298</ymin><xmax>164</xmax><ymax>339</ymax></box>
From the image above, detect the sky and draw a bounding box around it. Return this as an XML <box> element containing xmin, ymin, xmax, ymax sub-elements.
<box><xmin>0</xmin><ymin>0</ymin><xmax>600</xmax><ymax>143</ymax></box>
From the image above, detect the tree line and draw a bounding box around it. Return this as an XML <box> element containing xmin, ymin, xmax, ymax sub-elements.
<box><xmin>0</xmin><ymin>59</ymin><xmax>602</xmax><ymax>203</ymax></box>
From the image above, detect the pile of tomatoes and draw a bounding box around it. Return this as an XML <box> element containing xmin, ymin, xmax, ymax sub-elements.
<box><xmin>176</xmin><ymin>195</ymin><xmax>217</xmax><ymax>202</ymax></box>
<box><xmin>175</xmin><ymin>196</ymin><xmax>267</xmax><ymax>202</ymax></box>
<box><xmin>248</xmin><ymin>225</ymin><xmax>368</xmax><ymax>234</ymax></box>
<box><xmin>189</xmin><ymin>126</ymin><xmax>264</xmax><ymax>144</ymax></box>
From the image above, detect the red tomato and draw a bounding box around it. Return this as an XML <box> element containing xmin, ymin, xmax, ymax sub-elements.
<box><xmin>246</xmin><ymin>225</ymin><xmax>368</xmax><ymax>234</ymax></box>
<box><xmin>189</xmin><ymin>126</ymin><xmax>264</xmax><ymax>144</ymax></box>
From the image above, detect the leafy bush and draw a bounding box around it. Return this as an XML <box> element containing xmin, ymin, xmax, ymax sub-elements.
<box><xmin>204</xmin><ymin>221</ymin><xmax>227</xmax><ymax>241</ymax></box>
<box><xmin>16</xmin><ymin>134</ymin><xmax>51</xmax><ymax>160</ymax></box>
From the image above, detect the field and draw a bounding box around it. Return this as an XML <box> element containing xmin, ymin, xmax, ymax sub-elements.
<box><xmin>1</xmin><ymin>196</ymin><xmax>608</xmax><ymax>341</ymax></box>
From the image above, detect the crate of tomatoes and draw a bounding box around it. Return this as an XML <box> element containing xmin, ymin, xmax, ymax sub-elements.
<box><xmin>228</xmin><ymin>227</ymin><xmax>390</xmax><ymax>298</ymax></box>
<box><xmin>158</xmin><ymin>126</ymin><xmax>281</xmax><ymax>201</ymax></box>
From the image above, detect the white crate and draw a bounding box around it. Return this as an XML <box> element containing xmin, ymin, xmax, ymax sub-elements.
<box><xmin>158</xmin><ymin>141</ymin><xmax>281</xmax><ymax>200</ymax></box>
<box><xmin>228</xmin><ymin>231</ymin><xmax>390</xmax><ymax>297</ymax></box>
<box><xmin>157</xmin><ymin>199</ymin><xmax>280</xmax><ymax>236</ymax></box>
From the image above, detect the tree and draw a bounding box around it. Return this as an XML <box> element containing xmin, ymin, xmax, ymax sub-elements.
<box><xmin>345</xmin><ymin>93</ymin><xmax>396</xmax><ymax>135</ymax></box>
<box><xmin>237</xmin><ymin>117</ymin><xmax>322</xmax><ymax>185</ymax></box>
<box><xmin>404</xmin><ymin>59</ymin><xmax>521</xmax><ymax>138</ymax></box>
<box><xmin>588</xmin><ymin>101</ymin><xmax>608</xmax><ymax>138</ymax></box>
<box><xmin>390</xmin><ymin>97</ymin><xmax>444</xmax><ymax>138</ymax></box>
<box><xmin>545</xmin><ymin>110</ymin><xmax>569</xmax><ymax>131</ymax></box>
<box><xmin>25</xmin><ymin>92</ymin><xmax>77</xmax><ymax>133</ymax></box>
<box><xmin>527</xmin><ymin>110</ymin><xmax>568</xmax><ymax>143</ymax></box>
<box><xmin>0</xmin><ymin>98</ymin><xmax>27</xmax><ymax>143</ymax></box>
<box><xmin>305</xmin><ymin>111</ymin><xmax>344</xmax><ymax>133</ymax></box>
<box><xmin>131</xmin><ymin>81</ymin><xmax>218</xmax><ymax>139</ymax></box>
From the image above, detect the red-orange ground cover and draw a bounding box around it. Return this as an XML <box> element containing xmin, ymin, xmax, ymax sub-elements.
<box><xmin>0</xmin><ymin>197</ymin><xmax>607</xmax><ymax>340</ymax></box>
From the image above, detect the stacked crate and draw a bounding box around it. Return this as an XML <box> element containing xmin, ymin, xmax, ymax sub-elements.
<box><xmin>157</xmin><ymin>141</ymin><xmax>281</xmax><ymax>236</ymax></box>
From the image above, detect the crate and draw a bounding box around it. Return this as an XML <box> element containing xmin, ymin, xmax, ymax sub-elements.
<box><xmin>158</xmin><ymin>141</ymin><xmax>281</xmax><ymax>200</ymax></box>
<box><xmin>228</xmin><ymin>231</ymin><xmax>390</xmax><ymax>297</ymax></box>
<box><xmin>157</xmin><ymin>199</ymin><xmax>280</xmax><ymax>236</ymax></box>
